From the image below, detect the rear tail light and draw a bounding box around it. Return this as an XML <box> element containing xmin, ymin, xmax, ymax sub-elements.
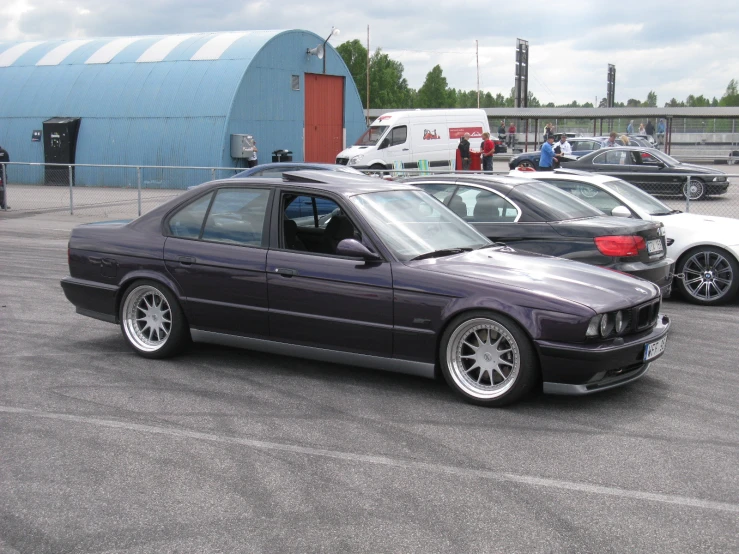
<box><xmin>594</xmin><ymin>235</ymin><xmax>646</xmax><ymax>257</ymax></box>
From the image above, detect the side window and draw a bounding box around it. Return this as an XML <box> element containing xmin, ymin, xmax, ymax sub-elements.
<box><xmin>389</xmin><ymin>125</ymin><xmax>408</xmax><ymax>146</ymax></box>
<box><xmin>258</xmin><ymin>168</ymin><xmax>288</xmax><ymax>177</ymax></box>
<box><xmin>417</xmin><ymin>182</ymin><xmax>458</xmax><ymax>204</ymax></box>
<box><xmin>455</xmin><ymin>186</ymin><xmax>519</xmax><ymax>223</ymax></box>
<box><xmin>281</xmin><ymin>193</ymin><xmax>362</xmax><ymax>255</ymax></box>
<box><xmin>547</xmin><ymin>180</ymin><xmax>622</xmax><ymax>213</ymax></box>
<box><xmin>168</xmin><ymin>192</ymin><xmax>213</xmax><ymax>238</ymax></box>
<box><xmin>594</xmin><ymin>150</ymin><xmax>628</xmax><ymax>165</ymax></box>
<box><xmin>640</xmin><ymin>152</ymin><xmax>660</xmax><ymax>164</ymax></box>
<box><xmin>201</xmin><ymin>188</ymin><xmax>270</xmax><ymax>246</ymax></box>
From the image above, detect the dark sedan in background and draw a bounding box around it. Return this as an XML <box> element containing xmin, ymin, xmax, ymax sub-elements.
<box><xmin>61</xmin><ymin>171</ymin><xmax>669</xmax><ymax>406</ymax></box>
<box><xmin>508</xmin><ymin>137</ymin><xmax>651</xmax><ymax>170</ymax></box>
<box><xmin>403</xmin><ymin>175</ymin><xmax>674</xmax><ymax>296</ymax></box>
<box><xmin>561</xmin><ymin>147</ymin><xmax>730</xmax><ymax>200</ymax></box>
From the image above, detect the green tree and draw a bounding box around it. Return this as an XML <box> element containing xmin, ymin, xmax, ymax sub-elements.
<box><xmin>720</xmin><ymin>79</ymin><xmax>739</xmax><ymax>106</ymax></box>
<box><xmin>368</xmin><ymin>49</ymin><xmax>412</xmax><ymax>108</ymax></box>
<box><xmin>626</xmin><ymin>98</ymin><xmax>642</xmax><ymax>107</ymax></box>
<box><xmin>645</xmin><ymin>90</ymin><xmax>658</xmax><ymax>107</ymax></box>
<box><xmin>336</xmin><ymin>40</ymin><xmax>368</xmax><ymax>107</ymax></box>
<box><xmin>417</xmin><ymin>65</ymin><xmax>453</xmax><ymax>108</ymax></box>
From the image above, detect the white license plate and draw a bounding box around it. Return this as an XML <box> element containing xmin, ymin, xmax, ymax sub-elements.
<box><xmin>647</xmin><ymin>239</ymin><xmax>663</xmax><ymax>254</ymax></box>
<box><xmin>644</xmin><ymin>336</ymin><xmax>668</xmax><ymax>361</ymax></box>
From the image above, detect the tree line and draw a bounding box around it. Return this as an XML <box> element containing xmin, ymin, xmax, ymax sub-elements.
<box><xmin>336</xmin><ymin>40</ymin><xmax>739</xmax><ymax>110</ymax></box>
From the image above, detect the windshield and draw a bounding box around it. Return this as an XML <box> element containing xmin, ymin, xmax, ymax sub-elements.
<box><xmin>650</xmin><ymin>150</ymin><xmax>681</xmax><ymax>166</ymax></box>
<box><xmin>354</xmin><ymin>126</ymin><xmax>389</xmax><ymax>146</ymax></box>
<box><xmin>350</xmin><ymin>190</ymin><xmax>490</xmax><ymax>261</ymax></box>
<box><xmin>603</xmin><ymin>179</ymin><xmax>675</xmax><ymax>215</ymax></box>
<box><xmin>508</xmin><ymin>182</ymin><xmax>604</xmax><ymax>221</ymax></box>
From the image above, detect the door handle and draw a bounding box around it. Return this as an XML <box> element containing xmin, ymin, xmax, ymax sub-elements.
<box><xmin>275</xmin><ymin>268</ymin><xmax>298</xmax><ymax>277</ymax></box>
<box><xmin>178</xmin><ymin>256</ymin><xmax>196</xmax><ymax>266</ymax></box>
<box><xmin>402</xmin><ymin>148</ymin><xmax>410</xmax><ymax>151</ymax></box>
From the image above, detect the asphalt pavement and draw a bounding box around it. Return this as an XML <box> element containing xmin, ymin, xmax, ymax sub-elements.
<box><xmin>1</xmin><ymin>212</ymin><xmax>738</xmax><ymax>554</ymax></box>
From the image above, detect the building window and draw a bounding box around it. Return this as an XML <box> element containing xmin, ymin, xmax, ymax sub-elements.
<box><xmin>291</xmin><ymin>75</ymin><xmax>300</xmax><ymax>91</ymax></box>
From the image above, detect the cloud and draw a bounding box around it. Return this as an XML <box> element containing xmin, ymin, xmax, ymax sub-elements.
<box><xmin>1</xmin><ymin>0</ymin><xmax>737</xmax><ymax>104</ymax></box>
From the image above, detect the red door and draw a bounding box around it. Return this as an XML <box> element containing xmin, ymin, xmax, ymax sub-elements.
<box><xmin>304</xmin><ymin>74</ymin><xmax>344</xmax><ymax>163</ymax></box>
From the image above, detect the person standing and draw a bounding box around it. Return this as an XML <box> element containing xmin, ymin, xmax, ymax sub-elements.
<box><xmin>626</xmin><ymin>120</ymin><xmax>634</xmax><ymax>134</ymax></box>
<box><xmin>638</xmin><ymin>123</ymin><xmax>646</xmax><ymax>135</ymax></box>
<box><xmin>645</xmin><ymin>120</ymin><xmax>655</xmax><ymax>142</ymax></box>
<box><xmin>657</xmin><ymin>119</ymin><xmax>666</xmax><ymax>147</ymax></box>
<box><xmin>481</xmin><ymin>132</ymin><xmax>494</xmax><ymax>172</ymax></box>
<box><xmin>247</xmin><ymin>140</ymin><xmax>258</xmax><ymax>168</ymax></box>
<box><xmin>605</xmin><ymin>132</ymin><xmax>619</xmax><ymax>147</ymax></box>
<box><xmin>507</xmin><ymin>121</ymin><xmax>516</xmax><ymax>148</ymax></box>
<box><xmin>555</xmin><ymin>134</ymin><xmax>572</xmax><ymax>156</ymax></box>
<box><xmin>497</xmin><ymin>121</ymin><xmax>506</xmax><ymax>141</ymax></box>
<box><xmin>539</xmin><ymin>135</ymin><xmax>557</xmax><ymax>171</ymax></box>
<box><xmin>458</xmin><ymin>133</ymin><xmax>471</xmax><ymax>171</ymax></box>
<box><xmin>0</xmin><ymin>144</ymin><xmax>9</xmax><ymax>210</ymax></box>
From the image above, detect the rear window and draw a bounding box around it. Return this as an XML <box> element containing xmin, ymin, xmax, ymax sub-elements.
<box><xmin>508</xmin><ymin>182</ymin><xmax>604</xmax><ymax>222</ymax></box>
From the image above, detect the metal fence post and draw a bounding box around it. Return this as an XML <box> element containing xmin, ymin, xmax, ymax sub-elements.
<box><xmin>685</xmin><ymin>175</ymin><xmax>690</xmax><ymax>213</ymax></box>
<box><xmin>137</xmin><ymin>166</ymin><xmax>142</xmax><ymax>216</ymax></box>
<box><xmin>1</xmin><ymin>163</ymin><xmax>6</xmax><ymax>211</ymax></box>
<box><xmin>211</xmin><ymin>168</ymin><xmax>216</xmax><ymax>181</ymax></box>
<box><xmin>69</xmin><ymin>165</ymin><xmax>74</xmax><ymax>215</ymax></box>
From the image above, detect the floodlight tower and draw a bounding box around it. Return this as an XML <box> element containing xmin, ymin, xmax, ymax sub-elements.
<box><xmin>514</xmin><ymin>39</ymin><xmax>529</xmax><ymax>108</ymax></box>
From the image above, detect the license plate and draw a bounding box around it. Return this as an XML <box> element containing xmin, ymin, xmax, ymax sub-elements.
<box><xmin>644</xmin><ymin>336</ymin><xmax>668</xmax><ymax>361</ymax></box>
<box><xmin>647</xmin><ymin>239</ymin><xmax>663</xmax><ymax>254</ymax></box>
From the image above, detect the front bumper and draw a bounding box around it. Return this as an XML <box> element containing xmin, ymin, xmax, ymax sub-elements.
<box><xmin>536</xmin><ymin>314</ymin><xmax>670</xmax><ymax>395</ymax></box>
<box><xmin>706</xmin><ymin>182</ymin><xmax>729</xmax><ymax>195</ymax></box>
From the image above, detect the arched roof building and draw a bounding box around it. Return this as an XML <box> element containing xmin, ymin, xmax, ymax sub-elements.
<box><xmin>0</xmin><ymin>30</ymin><xmax>365</xmax><ymax>187</ymax></box>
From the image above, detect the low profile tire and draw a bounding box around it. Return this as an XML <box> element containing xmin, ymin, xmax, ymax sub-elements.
<box><xmin>517</xmin><ymin>160</ymin><xmax>535</xmax><ymax>169</ymax></box>
<box><xmin>439</xmin><ymin>311</ymin><xmax>539</xmax><ymax>407</ymax></box>
<box><xmin>675</xmin><ymin>247</ymin><xmax>739</xmax><ymax>305</ymax></box>
<box><xmin>682</xmin><ymin>178</ymin><xmax>706</xmax><ymax>201</ymax></box>
<box><xmin>119</xmin><ymin>280</ymin><xmax>189</xmax><ymax>358</ymax></box>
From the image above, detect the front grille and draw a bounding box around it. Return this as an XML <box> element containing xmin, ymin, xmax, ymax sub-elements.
<box><xmin>336</xmin><ymin>157</ymin><xmax>349</xmax><ymax>166</ymax></box>
<box><xmin>632</xmin><ymin>298</ymin><xmax>661</xmax><ymax>332</ymax></box>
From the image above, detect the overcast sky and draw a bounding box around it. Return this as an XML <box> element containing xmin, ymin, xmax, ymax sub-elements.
<box><xmin>2</xmin><ymin>0</ymin><xmax>738</xmax><ymax>105</ymax></box>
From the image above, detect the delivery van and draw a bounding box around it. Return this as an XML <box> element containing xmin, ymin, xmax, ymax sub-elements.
<box><xmin>335</xmin><ymin>109</ymin><xmax>491</xmax><ymax>170</ymax></box>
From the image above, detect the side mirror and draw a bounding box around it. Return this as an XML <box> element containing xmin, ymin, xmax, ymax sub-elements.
<box><xmin>336</xmin><ymin>239</ymin><xmax>382</xmax><ymax>261</ymax></box>
<box><xmin>611</xmin><ymin>205</ymin><xmax>632</xmax><ymax>218</ymax></box>
<box><xmin>378</xmin><ymin>138</ymin><xmax>390</xmax><ymax>150</ymax></box>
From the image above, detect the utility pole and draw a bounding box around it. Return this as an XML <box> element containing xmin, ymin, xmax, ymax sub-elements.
<box><xmin>366</xmin><ymin>25</ymin><xmax>370</xmax><ymax>120</ymax></box>
<box><xmin>514</xmin><ymin>39</ymin><xmax>529</xmax><ymax>108</ymax></box>
<box><xmin>476</xmin><ymin>40</ymin><xmax>480</xmax><ymax>108</ymax></box>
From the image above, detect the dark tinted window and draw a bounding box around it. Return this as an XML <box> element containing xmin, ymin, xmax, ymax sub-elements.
<box><xmin>389</xmin><ymin>126</ymin><xmax>408</xmax><ymax>146</ymax></box>
<box><xmin>201</xmin><ymin>188</ymin><xmax>270</xmax><ymax>246</ymax></box>
<box><xmin>508</xmin><ymin>182</ymin><xmax>603</xmax><ymax>221</ymax></box>
<box><xmin>455</xmin><ymin>186</ymin><xmax>519</xmax><ymax>222</ymax></box>
<box><xmin>168</xmin><ymin>192</ymin><xmax>213</xmax><ymax>238</ymax></box>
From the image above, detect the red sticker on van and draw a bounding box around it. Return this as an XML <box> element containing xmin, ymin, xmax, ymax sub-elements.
<box><xmin>449</xmin><ymin>127</ymin><xmax>484</xmax><ymax>139</ymax></box>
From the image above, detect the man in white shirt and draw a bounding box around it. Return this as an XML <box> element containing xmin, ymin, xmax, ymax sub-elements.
<box><xmin>554</xmin><ymin>134</ymin><xmax>572</xmax><ymax>156</ymax></box>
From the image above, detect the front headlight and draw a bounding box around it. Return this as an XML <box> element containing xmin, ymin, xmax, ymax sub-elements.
<box><xmin>350</xmin><ymin>155</ymin><xmax>364</xmax><ymax>165</ymax></box>
<box><xmin>599</xmin><ymin>313</ymin><xmax>614</xmax><ymax>337</ymax></box>
<box><xmin>614</xmin><ymin>311</ymin><xmax>624</xmax><ymax>334</ymax></box>
<box><xmin>586</xmin><ymin>315</ymin><xmax>602</xmax><ymax>337</ymax></box>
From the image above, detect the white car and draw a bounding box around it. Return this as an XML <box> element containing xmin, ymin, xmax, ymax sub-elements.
<box><xmin>510</xmin><ymin>168</ymin><xmax>739</xmax><ymax>306</ymax></box>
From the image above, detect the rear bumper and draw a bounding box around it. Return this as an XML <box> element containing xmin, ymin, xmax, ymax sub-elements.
<box><xmin>536</xmin><ymin>314</ymin><xmax>670</xmax><ymax>395</ymax></box>
<box><xmin>60</xmin><ymin>276</ymin><xmax>119</xmax><ymax>323</ymax></box>
<box><xmin>615</xmin><ymin>257</ymin><xmax>674</xmax><ymax>297</ymax></box>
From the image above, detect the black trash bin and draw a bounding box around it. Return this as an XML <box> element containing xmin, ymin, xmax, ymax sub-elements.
<box><xmin>271</xmin><ymin>149</ymin><xmax>293</xmax><ymax>162</ymax></box>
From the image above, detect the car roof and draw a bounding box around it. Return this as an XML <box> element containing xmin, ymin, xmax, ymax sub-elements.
<box><xmin>233</xmin><ymin>162</ymin><xmax>361</xmax><ymax>177</ymax></box>
<box><xmin>196</xmin><ymin>170</ymin><xmax>419</xmax><ymax>197</ymax></box>
<box><xmin>401</xmin><ymin>173</ymin><xmax>542</xmax><ymax>195</ymax></box>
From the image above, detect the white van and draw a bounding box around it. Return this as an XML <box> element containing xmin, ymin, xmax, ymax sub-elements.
<box><xmin>335</xmin><ymin>109</ymin><xmax>491</xmax><ymax>170</ymax></box>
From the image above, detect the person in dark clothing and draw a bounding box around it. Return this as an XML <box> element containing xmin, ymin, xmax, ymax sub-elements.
<box><xmin>458</xmin><ymin>133</ymin><xmax>471</xmax><ymax>171</ymax></box>
<box><xmin>645</xmin><ymin>120</ymin><xmax>655</xmax><ymax>141</ymax></box>
<box><xmin>0</xmin><ymin>145</ymin><xmax>9</xmax><ymax>210</ymax></box>
<box><xmin>497</xmin><ymin>121</ymin><xmax>506</xmax><ymax>141</ymax></box>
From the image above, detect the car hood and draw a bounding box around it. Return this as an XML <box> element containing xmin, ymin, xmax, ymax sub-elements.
<box><xmin>670</xmin><ymin>163</ymin><xmax>725</xmax><ymax>175</ymax></box>
<box><xmin>337</xmin><ymin>145</ymin><xmax>372</xmax><ymax>158</ymax></box>
<box><xmin>410</xmin><ymin>247</ymin><xmax>659</xmax><ymax>312</ymax></box>
<box><xmin>657</xmin><ymin>212</ymin><xmax>739</xmax><ymax>240</ymax></box>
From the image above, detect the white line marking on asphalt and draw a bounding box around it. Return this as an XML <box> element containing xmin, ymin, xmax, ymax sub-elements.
<box><xmin>1</xmin><ymin>405</ymin><xmax>737</xmax><ymax>514</ymax></box>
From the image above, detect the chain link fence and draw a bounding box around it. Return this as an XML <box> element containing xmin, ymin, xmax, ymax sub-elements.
<box><xmin>1</xmin><ymin>160</ymin><xmax>738</xmax><ymax>221</ymax></box>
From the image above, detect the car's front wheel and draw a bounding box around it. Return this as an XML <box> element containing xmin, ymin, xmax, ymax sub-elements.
<box><xmin>682</xmin><ymin>178</ymin><xmax>706</xmax><ymax>200</ymax></box>
<box><xmin>120</xmin><ymin>280</ymin><xmax>189</xmax><ymax>358</ymax></box>
<box><xmin>675</xmin><ymin>247</ymin><xmax>739</xmax><ymax>305</ymax></box>
<box><xmin>440</xmin><ymin>312</ymin><xmax>538</xmax><ymax>406</ymax></box>
<box><xmin>517</xmin><ymin>160</ymin><xmax>535</xmax><ymax>169</ymax></box>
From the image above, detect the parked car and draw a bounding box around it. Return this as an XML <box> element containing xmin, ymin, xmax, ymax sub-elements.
<box><xmin>516</xmin><ymin>168</ymin><xmax>739</xmax><ymax>305</ymax></box>
<box><xmin>403</xmin><ymin>174</ymin><xmax>674</xmax><ymax>296</ymax></box>
<box><xmin>61</xmin><ymin>171</ymin><xmax>669</xmax><ymax>406</ymax></box>
<box><xmin>508</xmin><ymin>137</ymin><xmax>652</xmax><ymax>170</ymax></box>
<box><xmin>555</xmin><ymin>147</ymin><xmax>730</xmax><ymax>200</ymax></box>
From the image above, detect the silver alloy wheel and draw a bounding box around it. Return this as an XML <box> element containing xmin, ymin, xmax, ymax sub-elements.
<box><xmin>446</xmin><ymin>318</ymin><xmax>520</xmax><ymax>400</ymax></box>
<box><xmin>683</xmin><ymin>179</ymin><xmax>705</xmax><ymax>200</ymax></box>
<box><xmin>682</xmin><ymin>251</ymin><xmax>734</xmax><ymax>301</ymax></box>
<box><xmin>122</xmin><ymin>285</ymin><xmax>173</xmax><ymax>352</ymax></box>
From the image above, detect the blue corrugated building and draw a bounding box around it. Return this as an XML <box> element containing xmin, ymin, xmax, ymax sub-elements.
<box><xmin>0</xmin><ymin>30</ymin><xmax>366</xmax><ymax>187</ymax></box>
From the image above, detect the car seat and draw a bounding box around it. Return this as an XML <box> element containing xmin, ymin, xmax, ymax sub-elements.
<box><xmin>283</xmin><ymin>219</ymin><xmax>306</xmax><ymax>251</ymax></box>
<box><xmin>324</xmin><ymin>215</ymin><xmax>355</xmax><ymax>253</ymax></box>
<box><xmin>447</xmin><ymin>194</ymin><xmax>469</xmax><ymax>218</ymax></box>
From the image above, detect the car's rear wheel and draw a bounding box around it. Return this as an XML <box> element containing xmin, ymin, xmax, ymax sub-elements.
<box><xmin>120</xmin><ymin>280</ymin><xmax>188</xmax><ymax>358</ymax></box>
<box><xmin>682</xmin><ymin>178</ymin><xmax>706</xmax><ymax>200</ymax></box>
<box><xmin>675</xmin><ymin>247</ymin><xmax>739</xmax><ymax>305</ymax></box>
<box><xmin>440</xmin><ymin>312</ymin><xmax>538</xmax><ymax>406</ymax></box>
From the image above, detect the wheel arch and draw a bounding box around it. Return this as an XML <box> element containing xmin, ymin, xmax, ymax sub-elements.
<box><xmin>115</xmin><ymin>271</ymin><xmax>185</xmax><ymax>321</ymax></box>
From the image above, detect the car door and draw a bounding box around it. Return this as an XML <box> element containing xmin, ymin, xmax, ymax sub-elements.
<box><xmin>632</xmin><ymin>151</ymin><xmax>682</xmax><ymax>195</ymax></box>
<box><xmin>266</xmin><ymin>188</ymin><xmax>394</xmax><ymax>357</ymax></box>
<box><xmin>163</xmin><ymin>186</ymin><xmax>273</xmax><ymax>338</ymax></box>
<box><xmin>378</xmin><ymin>125</ymin><xmax>411</xmax><ymax>168</ymax></box>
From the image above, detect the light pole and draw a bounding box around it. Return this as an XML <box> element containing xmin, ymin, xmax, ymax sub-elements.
<box><xmin>323</xmin><ymin>27</ymin><xmax>340</xmax><ymax>74</ymax></box>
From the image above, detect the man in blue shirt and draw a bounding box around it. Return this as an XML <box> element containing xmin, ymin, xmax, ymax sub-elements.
<box><xmin>539</xmin><ymin>135</ymin><xmax>556</xmax><ymax>171</ymax></box>
<box><xmin>627</xmin><ymin>120</ymin><xmax>634</xmax><ymax>134</ymax></box>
